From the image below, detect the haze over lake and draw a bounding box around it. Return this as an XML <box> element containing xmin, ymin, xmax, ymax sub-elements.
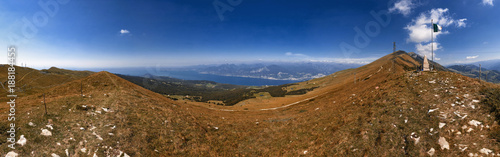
<box><xmin>77</xmin><ymin>68</ymin><xmax>300</xmax><ymax>86</ymax></box>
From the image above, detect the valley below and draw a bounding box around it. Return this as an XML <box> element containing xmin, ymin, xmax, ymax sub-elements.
<box><xmin>1</xmin><ymin>51</ymin><xmax>499</xmax><ymax>156</ymax></box>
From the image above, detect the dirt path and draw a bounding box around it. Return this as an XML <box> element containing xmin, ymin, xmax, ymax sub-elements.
<box><xmin>17</xmin><ymin>69</ymin><xmax>36</xmax><ymax>83</ymax></box>
<box><xmin>104</xmin><ymin>72</ymin><xmax>120</xmax><ymax>91</ymax></box>
<box><xmin>203</xmin><ymin>91</ymin><xmax>329</xmax><ymax>112</ymax></box>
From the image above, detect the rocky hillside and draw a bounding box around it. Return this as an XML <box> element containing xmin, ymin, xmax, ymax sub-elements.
<box><xmin>1</xmin><ymin>51</ymin><xmax>499</xmax><ymax>156</ymax></box>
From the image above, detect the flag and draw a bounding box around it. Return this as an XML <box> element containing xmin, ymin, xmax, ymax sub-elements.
<box><xmin>433</xmin><ymin>24</ymin><xmax>442</xmax><ymax>32</ymax></box>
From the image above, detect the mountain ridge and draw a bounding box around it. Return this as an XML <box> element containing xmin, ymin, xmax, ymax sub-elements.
<box><xmin>448</xmin><ymin>64</ymin><xmax>500</xmax><ymax>83</ymax></box>
<box><xmin>192</xmin><ymin>62</ymin><xmax>362</xmax><ymax>81</ymax></box>
<box><xmin>1</xmin><ymin>51</ymin><xmax>499</xmax><ymax>156</ymax></box>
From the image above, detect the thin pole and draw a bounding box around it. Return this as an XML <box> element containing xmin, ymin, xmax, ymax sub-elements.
<box><xmin>44</xmin><ymin>93</ymin><xmax>47</xmax><ymax>115</ymax></box>
<box><xmin>393</xmin><ymin>42</ymin><xmax>396</xmax><ymax>52</ymax></box>
<box><xmin>431</xmin><ymin>19</ymin><xmax>434</xmax><ymax>71</ymax></box>
<box><xmin>479</xmin><ymin>64</ymin><xmax>482</xmax><ymax>82</ymax></box>
<box><xmin>354</xmin><ymin>72</ymin><xmax>356</xmax><ymax>84</ymax></box>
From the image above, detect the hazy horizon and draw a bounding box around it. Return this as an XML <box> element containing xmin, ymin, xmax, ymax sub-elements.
<box><xmin>1</xmin><ymin>0</ymin><xmax>500</xmax><ymax>69</ymax></box>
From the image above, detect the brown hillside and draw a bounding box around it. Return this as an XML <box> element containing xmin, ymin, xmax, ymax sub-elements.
<box><xmin>209</xmin><ymin>51</ymin><xmax>422</xmax><ymax>111</ymax></box>
<box><xmin>1</xmin><ymin>51</ymin><xmax>499</xmax><ymax>156</ymax></box>
<box><xmin>0</xmin><ymin>65</ymin><xmax>94</xmax><ymax>101</ymax></box>
<box><xmin>1</xmin><ymin>71</ymin><xmax>214</xmax><ymax>156</ymax></box>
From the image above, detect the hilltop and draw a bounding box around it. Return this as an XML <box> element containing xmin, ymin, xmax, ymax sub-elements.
<box><xmin>0</xmin><ymin>65</ymin><xmax>93</xmax><ymax>101</ymax></box>
<box><xmin>1</xmin><ymin>71</ymin><xmax>211</xmax><ymax>156</ymax></box>
<box><xmin>1</xmin><ymin>51</ymin><xmax>499</xmax><ymax>156</ymax></box>
<box><xmin>407</xmin><ymin>52</ymin><xmax>449</xmax><ymax>71</ymax></box>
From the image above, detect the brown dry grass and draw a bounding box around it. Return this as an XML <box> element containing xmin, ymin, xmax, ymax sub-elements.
<box><xmin>1</xmin><ymin>51</ymin><xmax>499</xmax><ymax>156</ymax></box>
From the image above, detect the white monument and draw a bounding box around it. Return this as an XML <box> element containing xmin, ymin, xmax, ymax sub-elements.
<box><xmin>423</xmin><ymin>55</ymin><xmax>430</xmax><ymax>71</ymax></box>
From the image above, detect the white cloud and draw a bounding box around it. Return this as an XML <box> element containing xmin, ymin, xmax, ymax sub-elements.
<box><xmin>405</xmin><ymin>8</ymin><xmax>459</xmax><ymax>43</ymax></box>
<box><xmin>482</xmin><ymin>0</ymin><xmax>494</xmax><ymax>6</ymax></box>
<box><xmin>308</xmin><ymin>57</ymin><xmax>378</xmax><ymax>64</ymax></box>
<box><xmin>466</xmin><ymin>55</ymin><xmax>479</xmax><ymax>59</ymax></box>
<box><xmin>120</xmin><ymin>29</ymin><xmax>130</xmax><ymax>34</ymax></box>
<box><xmin>285</xmin><ymin>52</ymin><xmax>307</xmax><ymax>57</ymax></box>
<box><xmin>389</xmin><ymin>0</ymin><xmax>415</xmax><ymax>16</ymax></box>
<box><xmin>406</xmin><ymin>24</ymin><xmax>435</xmax><ymax>43</ymax></box>
<box><xmin>405</xmin><ymin>8</ymin><xmax>466</xmax><ymax>60</ymax></box>
<box><xmin>415</xmin><ymin>42</ymin><xmax>441</xmax><ymax>60</ymax></box>
<box><xmin>457</xmin><ymin>18</ymin><xmax>467</xmax><ymax>27</ymax></box>
<box><xmin>283</xmin><ymin>52</ymin><xmax>376</xmax><ymax>64</ymax></box>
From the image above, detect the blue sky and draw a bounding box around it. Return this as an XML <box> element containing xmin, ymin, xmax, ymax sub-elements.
<box><xmin>0</xmin><ymin>0</ymin><xmax>499</xmax><ymax>69</ymax></box>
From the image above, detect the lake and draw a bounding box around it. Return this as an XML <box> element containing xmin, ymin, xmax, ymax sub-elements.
<box><xmin>83</xmin><ymin>67</ymin><xmax>301</xmax><ymax>86</ymax></box>
<box><xmin>156</xmin><ymin>71</ymin><xmax>301</xmax><ymax>86</ymax></box>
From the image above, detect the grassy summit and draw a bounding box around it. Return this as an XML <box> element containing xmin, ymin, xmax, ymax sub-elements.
<box><xmin>1</xmin><ymin>51</ymin><xmax>499</xmax><ymax>156</ymax></box>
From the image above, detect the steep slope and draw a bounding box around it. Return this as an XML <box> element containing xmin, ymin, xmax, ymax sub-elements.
<box><xmin>1</xmin><ymin>51</ymin><xmax>499</xmax><ymax>156</ymax></box>
<box><xmin>212</xmin><ymin>50</ymin><xmax>421</xmax><ymax>110</ymax></box>
<box><xmin>0</xmin><ymin>65</ymin><xmax>94</xmax><ymax>101</ymax></box>
<box><xmin>293</xmin><ymin>51</ymin><xmax>500</xmax><ymax>156</ymax></box>
<box><xmin>191</xmin><ymin>51</ymin><xmax>500</xmax><ymax>156</ymax></box>
<box><xmin>0</xmin><ymin>71</ymin><xmax>215</xmax><ymax>156</ymax></box>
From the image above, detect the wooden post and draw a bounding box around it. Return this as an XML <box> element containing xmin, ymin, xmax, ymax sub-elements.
<box><xmin>44</xmin><ymin>93</ymin><xmax>47</xmax><ymax>115</ymax></box>
<box><xmin>479</xmin><ymin>64</ymin><xmax>482</xmax><ymax>82</ymax></box>
<box><xmin>354</xmin><ymin>72</ymin><xmax>356</xmax><ymax>84</ymax></box>
<box><xmin>393</xmin><ymin>42</ymin><xmax>396</xmax><ymax>53</ymax></box>
<box><xmin>431</xmin><ymin>19</ymin><xmax>434</xmax><ymax>71</ymax></box>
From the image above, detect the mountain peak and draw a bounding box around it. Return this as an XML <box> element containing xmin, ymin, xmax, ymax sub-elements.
<box><xmin>2</xmin><ymin>52</ymin><xmax>499</xmax><ymax>156</ymax></box>
<box><xmin>356</xmin><ymin>50</ymin><xmax>422</xmax><ymax>74</ymax></box>
<box><xmin>391</xmin><ymin>50</ymin><xmax>408</xmax><ymax>56</ymax></box>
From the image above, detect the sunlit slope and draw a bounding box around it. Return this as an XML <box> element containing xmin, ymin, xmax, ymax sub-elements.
<box><xmin>1</xmin><ymin>51</ymin><xmax>499</xmax><ymax>156</ymax></box>
<box><xmin>218</xmin><ymin>51</ymin><xmax>421</xmax><ymax>111</ymax></box>
<box><xmin>0</xmin><ymin>65</ymin><xmax>94</xmax><ymax>101</ymax></box>
<box><xmin>195</xmin><ymin>51</ymin><xmax>500</xmax><ymax>156</ymax></box>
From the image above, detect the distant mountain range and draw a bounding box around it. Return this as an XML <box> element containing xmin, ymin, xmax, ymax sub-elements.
<box><xmin>5</xmin><ymin>51</ymin><xmax>500</xmax><ymax>156</ymax></box>
<box><xmin>85</xmin><ymin>62</ymin><xmax>363</xmax><ymax>82</ymax></box>
<box><xmin>190</xmin><ymin>62</ymin><xmax>362</xmax><ymax>81</ymax></box>
<box><xmin>468</xmin><ymin>59</ymin><xmax>500</xmax><ymax>72</ymax></box>
<box><xmin>447</xmin><ymin>64</ymin><xmax>500</xmax><ymax>83</ymax></box>
<box><xmin>404</xmin><ymin>53</ymin><xmax>500</xmax><ymax>83</ymax></box>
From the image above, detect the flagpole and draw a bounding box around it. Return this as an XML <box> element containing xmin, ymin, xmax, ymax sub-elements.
<box><xmin>431</xmin><ymin>19</ymin><xmax>434</xmax><ymax>71</ymax></box>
